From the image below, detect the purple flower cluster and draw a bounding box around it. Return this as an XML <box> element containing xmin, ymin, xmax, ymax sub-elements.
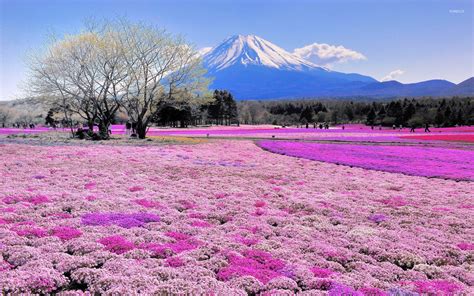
<box><xmin>368</xmin><ymin>213</ymin><xmax>388</xmax><ymax>224</ymax></box>
<box><xmin>81</xmin><ymin>212</ymin><xmax>160</xmax><ymax>228</ymax></box>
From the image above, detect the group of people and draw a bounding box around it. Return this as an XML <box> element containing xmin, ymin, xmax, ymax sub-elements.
<box><xmin>10</xmin><ymin>123</ymin><xmax>37</xmax><ymax>129</ymax></box>
<box><xmin>410</xmin><ymin>123</ymin><xmax>431</xmax><ymax>133</ymax></box>
<box><xmin>388</xmin><ymin>124</ymin><xmax>431</xmax><ymax>133</ymax></box>
<box><xmin>317</xmin><ymin>122</ymin><xmax>330</xmax><ymax>129</ymax></box>
<box><xmin>295</xmin><ymin>122</ymin><xmax>330</xmax><ymax>129</ymax></box>
<box><xmin>365</xmin><ymin>123</ymin><xmax>431</xmax><ymax>132</ymax></box>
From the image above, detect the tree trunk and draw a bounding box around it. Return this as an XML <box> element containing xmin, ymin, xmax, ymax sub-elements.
<box><xmin>63</xmin><ymin>110</ymin><xmax>75</xmax><ymax>138</ymax></box>
<box><xmin>136</xmin><ymin>120</ymin><xmax>147</xmax><ymax>139</ymax></box>
<box><xmin>98</xmin><ymin>121</ymin><xmax>110</xmax><ymax>140</ymax></box>
<box><xmin>88</xmin><ymin>120</ymin><xmax>94</xmax><ymax>132</ymax></box>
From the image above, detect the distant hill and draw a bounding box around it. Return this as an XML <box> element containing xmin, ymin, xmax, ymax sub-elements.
<box><xmin>355</xmin><ymin>79</ymin><xmax>456</xmax><ymax>97</ymax></box>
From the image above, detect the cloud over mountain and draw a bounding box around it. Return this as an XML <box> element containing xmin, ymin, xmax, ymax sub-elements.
<box><xmin>293</xmin><ymin>43</ymin><xmax>366</xmax><ymax>67</ymax></box>
<box><xmin>382</xmin><ymin>69</ymin><xmax>404</xmax><ymax>81</ymax></box>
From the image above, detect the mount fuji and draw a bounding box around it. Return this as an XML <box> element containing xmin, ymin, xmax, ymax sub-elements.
<box><xmin>202</xmin><ymin>35</ymin><xmax>472</xmax><ymax>100</ymax></box>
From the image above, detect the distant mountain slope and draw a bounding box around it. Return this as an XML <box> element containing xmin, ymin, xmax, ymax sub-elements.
<box><xmin>202</xmin><ymin>35</ymin><xmax>472</xmax><ymax>100</ymax></box>
<box><xmin>444</xmin><ymin>77</ymin><xmax>474</xmax><ymax>96</ymax></box>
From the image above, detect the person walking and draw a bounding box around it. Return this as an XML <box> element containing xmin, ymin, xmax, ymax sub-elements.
<box><xmin>410</xmin><ymin>124</ymin><xmax>416</xmax><ymax>133</ymax></box>
<box><xmin>424</xmin><ymin>123</ymin><xmax>431</xmax><ymax>133</ymax></box>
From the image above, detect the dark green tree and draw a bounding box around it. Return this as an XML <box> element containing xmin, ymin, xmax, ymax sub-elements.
<box><xmin>366</xmin><ymin>108</ymin><xmax>376</xmax><ymax>125</ymax></box>
<box><xmin>300</xmin><ymin>106</ymin><xmax>314</xmax><ymax>123</ymax></box>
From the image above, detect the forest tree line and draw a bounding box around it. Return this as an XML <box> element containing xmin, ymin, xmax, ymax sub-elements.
<box><xmin>2</xmin><ymin>96</ymin><xmax>472</xmax><ymax>129</ymax></box>
<box><xmin>238</xmin><ymin>97</ymin><xmax>474</xmax><ymax>127</ymax></box>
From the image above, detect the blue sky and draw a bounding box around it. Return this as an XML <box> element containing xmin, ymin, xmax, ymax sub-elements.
<box><xmin>0</xmin><ymin>0</ymin><xmax>472</xmax><ymax>100</ymax></box>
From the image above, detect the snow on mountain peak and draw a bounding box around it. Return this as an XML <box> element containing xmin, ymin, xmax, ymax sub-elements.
<box><xmin>203</xmin><ymin>34</ymin><xmax>323</xmax><ymax>72</ymax></box>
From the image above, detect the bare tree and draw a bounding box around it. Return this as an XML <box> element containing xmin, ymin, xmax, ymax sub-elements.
<box><xmin>28</xmin><ymin>29</ymin><xmax>126</xmax><ymax>138</ymax></box>
<box><xmin>114</xmin><ymin>21</ymin><xmax>209</xmax><ymax>138</ymax></box>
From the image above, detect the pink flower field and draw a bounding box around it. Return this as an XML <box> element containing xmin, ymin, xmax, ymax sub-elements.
<box><xmin>0</xmin><ymin>139</ymin><xmax>473</xmax><ymax>294</ymax></box>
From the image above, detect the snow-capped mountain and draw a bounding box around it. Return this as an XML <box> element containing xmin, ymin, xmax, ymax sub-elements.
<box><xmin>203</xmin><ymin>35</ymin><xmax>322</xmax><ymax>72</ymax></box>
<box><xmin>201</xmin><ymin>35</ymin><xmax>471</xmax><ymax>99</ymax></box>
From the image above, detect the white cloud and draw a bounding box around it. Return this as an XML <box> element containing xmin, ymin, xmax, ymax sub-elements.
<box><xmin>381</xmin><ymin>69</ymin><xmax>404</xmax><ymax>81</ymax></box>
<box><xmin>198</xmin><ymin>47</ymin><xmax>213</xmax><ymax>56</ymax></box>
<box><xmin>293</xmin><ymin>43</ymin><xmax>366</xmax><ymax>67</ymax></box>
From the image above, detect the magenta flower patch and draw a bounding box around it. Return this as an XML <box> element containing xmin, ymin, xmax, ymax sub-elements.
<box><xmin>310</xmin><ymin>267</ymin><xmax>334</xmax><ymax>278</ymax></box>
<box><xmin>139</xmin><ymin>242</ymin><xmax>172</xmax><ymax>258</ymax></box>
<box><xmin>217</xmin><ymin>249</ymin><xmax>287</xmax><ymax>284</ymax></box>
<box><xmin>379</xmin><ymin>196</ymin><xmax>410</xmax><ymax>208</ymax></box>
<box><xmin>2</xmin><ymin>195</ymin><xmax>22</xmax><ymax>204</ymax></box>
<box><xmin>26</xmin><ymin>195</ymin><xmax>50</xmax><ymax>205</ymax></box>
<box><xmin>14</xmin><ymin>226</ymin><xmax>48</xmax><ymax>238</ymax></box>
<box><xmin>358</xmin><ymin>287</ymin><xmax>388</xmax><ymax>296</ymax></box>
<box><xmin>133</xmin><ymin>198</ymin><xmax>161</xmax><ymax>209</ymax></box>
<box><xmin>129</xmin><ymin>186</ymin><xmax>144</xmax><ymax>192</ymax></box>
<box><xmin>457</xmin><ymin>242</ymin><xmax>474</xmax><ymax>251</ymax></box>
<box><xmin>139</xmin><ymin>233</ymin><xmax>200</xmax><ymax>258</ymax></box>
<box><xmin>190</xmin><ymin>220</ymin><xmax>211</xmax><ymax>228</ymax></box>
<box><xmin>234</xmin><ymin>235</ymin><xmax>260</xmax><ymax>247</ymax></box>
<box><xmin>329</xmin><ymin>283</ymin><xmax>363</xmax><ymax>296</ymax></box>
<box><xmin>84</xmin><ymin>182</ymin><xmax>96</xmax><ymax>190</ymax></box>
<box><xmin>99</xmin><ymin>235</ymin><xmax>135</xmax><ymax>254</ymax></box>
<box><xmin>404</xmin><ymin>280</ymin><xmax>463</xmax><ymax>294</ymax></box>
<box><xmin>51</xmin><ymin>226</ymin><xmax>82</xmax><ymax>241</ymax></box>
<box><xmin>165</xmin><ymin>257</ymin><xmax>184</xmax><ymax>267</ymax></box>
